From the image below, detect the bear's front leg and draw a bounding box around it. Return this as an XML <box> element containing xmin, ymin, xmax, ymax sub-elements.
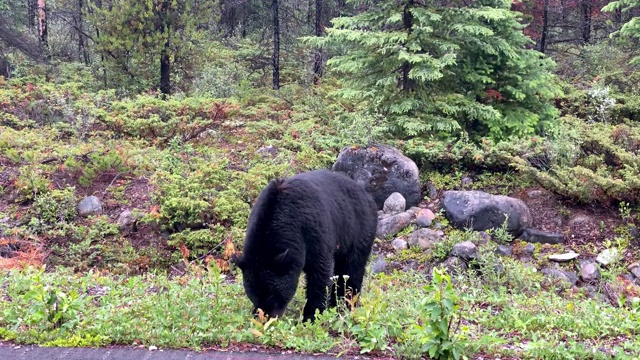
<box><xmin>302</xmin><ymin>270</ymin><xmax>333</xmax><ymax>322</ymax></box>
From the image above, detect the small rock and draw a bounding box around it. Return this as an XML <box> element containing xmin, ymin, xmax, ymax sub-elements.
<box><xmin>548</xmin><ymin>252</ymin><xmax>580</xmax><ymax>262</ymax></box>
<box><xmin>404</xmin><ymin>260</ymin><xmax>420</xmax><ymax>271</ymax></box>
<box><xmin>407</xmin><ymin>228</ymin><xmax>442</xmax><ymax>250</ymax></box>
<box><xmin>376</xmin><ymin>212</ymin><xmax>413</xmax><ymax>239</ymax></box>
<box><xmin>406</xmin><ymin>207</ymin><xmax>422</xmax><ymax>216</ymax></box>
<box><xmin>569</xmin><ymin>215</ymin><xmax>592</xmax><ymax>226</ymax></box>
<box><xmin>198</xmin><ymin>129</ymin><xmax>218</xmax><ymax>139</ymax></box>
<box><xmin>383</xmin><ymin>192</ymin><xmax>406</xmax><ymax>215</ymax></box>
<box><xmin>416</xmin><ymin>209</ymin><xmax>434</xmax><ymax>228</ymax></box>
<box><xmin>149</xmin><ymin>346</ymin><xmax>158</xmax><ymax>351</ymax></box>
<box><xmin>461</xmin><ymin>176</ymin><xmax>473</xmax><ymax>187</ymax></box>
<box><xmin>442</xmin><ymin>256</ymin><xmax>467</xmax><ymax>275</ymax></box>
<box><xmin>520</xmin><ymin>228</ymin><xmax>564</xmax><ymax>245</ymax></box>
<box><xmin>0</xmin><ymin>243</ymin><xmax>18</xmax><ymax>258</ymax></box>
<box><xmin>523</xmin><ymin>244</ymin><xmax>536</xmax><ymax>257</ymax></box>
<box><xmin>541</xmin><ymin>267</ymin><xmax>579</xmax><ymax>286</ymax></box>
<box><xmin>580</xmin><ymin>261</ymin><xmax>600</xmax><ymax>283</ymax></box>
<box><xmin>432</xmin><ymin>222</ymin><xmax>446</xmax><ymax>230</ymax></box>
<box><xmin>391</xmin><ymin>238</ymin><xmax>408</xmax><ymax>251</ymax></box>
<box><xmin>596</xmin><ymin>248</ymin><xmax>620</xmax><ymax>266</ymax></box>
<box><xmin>522</xmin><ymin>262</ymin><xmax>537</xmax><ymax>272</ymax></box>
<box><xmin>476</xmin><ymin>231</ymin><xmax>491</xmax><ymax>246</ymax></box>
<box><xmin>496</xmin><ymin>245</ymin><xmax>513</xmax><ymax>257</ymax></box>
<box><xmin>256</xmin><ymin>145</ymin><xmax>279</xmax><ymax>159</ymax></box>
<box><xmin>435</xmin><ymin>230</ymin><xmax>445</xmax><ymax>237</ymax></box>
<box><xmin>371</xmin><ymin>255</ymin><xmax>387</xmax><ymax>274</ymax></box>
<box><xmin>584</xmin><ymin>285</ymin><xmax>602</xmax><ymax>300</ymax></box>
<box><xmin>117</xmin><ymin>209</ymin><xmax>137</xmax><ymax>230</ymax></box>
<box><xmin>628</xmin><ymin>225</ymin><xmax>639</xmax><ymax>239</ymax></box>
<box><xmin>78</xmin><ymin>196</ymin><xmax>102</xmax><ymax>217</ymax></box>
<box><xmin>629</xmin><ymin>263</ymin><xmax>640</xmax><ymax>280</ymax></box>
<box><xmin>623</xmin><ymin>274</ymin><xmax>640</xmax><ymax>286</ymax></box>
<box><xmin>451</xmin><ymin>241</ymin><xmax>478</xmax><ymax>260</ymax></box>
<box><xmin>428</xmin><ymin>183</ymin><xmax>438</xmax><ymax>199</ymax></box>
<box><xmin>526</xmin><ymin>190</ymin><xmax>544</xmax><ymax>198</ymax></box>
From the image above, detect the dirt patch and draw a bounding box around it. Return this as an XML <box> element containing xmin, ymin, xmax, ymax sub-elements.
<box><xmin>511</xmin><ymin>187</ymin><xmax>639</xmax><ymax>261</ymax></box>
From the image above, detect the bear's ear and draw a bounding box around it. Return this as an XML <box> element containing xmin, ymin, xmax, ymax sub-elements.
<box><xmin>230</xmin><ymin>254</ymin><xmax>245</xmax><ymax>269</ymax></box>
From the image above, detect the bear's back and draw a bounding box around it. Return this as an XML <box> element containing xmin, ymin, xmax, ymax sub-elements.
<box><xmin>244</xmin><ymin>169</ymin><xmax>377</xmax><ymax>261</ymax></box>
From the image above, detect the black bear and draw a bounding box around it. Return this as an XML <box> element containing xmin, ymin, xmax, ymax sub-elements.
<box><xmin>233</xmin><ymin>169</ymin><xmax>378</xmax><ymax>321</ymax></box>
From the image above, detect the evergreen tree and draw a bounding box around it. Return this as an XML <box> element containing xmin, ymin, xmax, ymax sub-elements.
<box><xmin>309</xmin><ymin>0</ymin><xmax>560</xmax><ymax>140</ymax></box>
<box><xmin>603</xmin><ymin>0</ymin><xmax>640</xmax><ymax>65</ymax></box>
<box><xmin>86</xmin><ymin>0</ymin><xmax>215</xmax><ymax>94</ymax></box>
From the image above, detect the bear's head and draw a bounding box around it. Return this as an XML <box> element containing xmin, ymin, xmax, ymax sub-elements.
<box><xmin>232</xmin><ymin>249</ymin><xmax>302</xmax><ymax>319</ymax></box>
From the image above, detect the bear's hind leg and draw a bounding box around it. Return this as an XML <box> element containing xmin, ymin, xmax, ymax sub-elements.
<box><xmin>302</xmin><ymin>266</ymin><xmax>333</xmax><ymax>322</ymax></box>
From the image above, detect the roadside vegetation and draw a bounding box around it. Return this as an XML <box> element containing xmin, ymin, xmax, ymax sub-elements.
<box><xmin>2</xmin><ymin>0</ymin><xmax>640</xmax><ymax>358</ymax></box>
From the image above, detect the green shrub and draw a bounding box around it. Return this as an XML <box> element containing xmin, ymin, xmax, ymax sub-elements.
<box><xmin>149</xmin><ymin>139</ymin><xmax>293</xmax><ymax>258</ymax></box>
<box><xmin>46</xmin><ymin>216</ymin><xmax>140</xmax><ymax>273</ymax></box>
<box><xmin>13</xmin><ymin>166</ymin><xmax>51</xmax><ymax>202</ymax></box>
<box><xmin>0</xmin><ymin>79</ymin><xmax>85</xmax><ymax>128</ymax></box>
<box><xmin>92</xmin><ymin>94</ymin><xmax>238</xmax><ymax>143</ymax></box>
<box><xmin>409</xmin><ymin>268</ymin><xmax>467</xmax><ymax>360</ymax></box>
<box><xmin>511</xmin><ymin>117</ymin><xmax>640</xmax><ymax>204</ymax></box>
<box><xmin>610</xmin><ymin>93</ymin><xmax>640</xmax><ymax>123</ymax></box>
<box><xmin>30</xmin><ymin>187</ymin><xmax>77</xmax><ymax>231</ymax></box>
<box><xmin>78</xmin><ymin>151</ymin><xmax>130</xmax><ymax>187</ymax></box>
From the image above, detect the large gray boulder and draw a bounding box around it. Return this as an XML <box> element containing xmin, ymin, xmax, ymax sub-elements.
<box><xmin>442</xmin><ymin>191</ymin><xmax>532</xmax><ymax>236</ymax></box>
<box><xmin>332</xmin><ymin>144</ymin><xmax>421</xmax><ymax>209</ymax></box>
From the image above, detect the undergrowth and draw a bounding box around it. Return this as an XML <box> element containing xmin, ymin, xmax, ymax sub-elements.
<box><xmin>0</xmin><ymin>260</ymin><xmax>638</xmax><ymax>358</ymax></box>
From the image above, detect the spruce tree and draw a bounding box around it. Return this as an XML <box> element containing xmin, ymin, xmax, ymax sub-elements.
<box><xmin>309</xmin><ymin>0</ymin><xmax>560</xmax><ymax>140</ymax></box>
<box><xmin>603</xmin><ymin>0</ymin><xmax>640</xmax><ymax>65</ymax></box>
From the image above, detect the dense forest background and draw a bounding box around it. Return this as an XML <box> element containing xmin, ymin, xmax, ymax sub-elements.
<box><xmin>1</xmin><ymin>0</ymin><xmax>638</xmax><ymax>125</ymax></box>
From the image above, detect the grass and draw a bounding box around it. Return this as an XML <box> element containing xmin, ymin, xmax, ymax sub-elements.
<box><xmin>1</xmin><ymin>255</ymin><xmax>639</xmax><ymax>358</ymax></box>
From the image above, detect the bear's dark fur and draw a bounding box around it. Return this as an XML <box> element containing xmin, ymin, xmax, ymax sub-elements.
<box><xmin>233</xmin><ymin>169</ymin><xmax>378</xmax><ymax>321</ymax></box>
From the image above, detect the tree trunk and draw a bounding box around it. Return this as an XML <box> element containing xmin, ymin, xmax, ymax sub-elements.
<box><xmin>77</xmin><ymin>0</ymin><xmax>90</xmax><ymax>64</ymax></box>
<box><xmin>160</xmin><ymin>46</ymin><xmax>170</xmax><ymax>95</ymax></box>
<box><xmin>28</xmin><ymin>0</ymin><xmax>37</xmax><ymax>29</ymax></box>
<box><xmin>37</xmin><ymin>0</ymin><xmax>48</xmax><ymax>53</ymax></box>
<box><xmin>401</xmin><ymin>0</ymin><xmax>414</xmax><ymax>92</ymax></box>
<box><xmin>540</xmin><ymin>0</ymin><xmax>549</xmax><ymax>53</ymax></box>
<box><xmin>312</xmin><ymin>0</ymin><xmax>324</xmax><ymax>84</ymax></box>
<box><xmin>159</xmin><ymin>0</ymin><xmax>171</xmax><ymax>95</ymax></box>
<box><xmin>272</xmin><ymin>0</ymin><xmax>280</xmax><ymax>90</ymax></box>
<box><xmin>0</xmin><ymin>15</ymin><xmax>45</xmax><ymax>62</ymax></box>
<box><xmin>613</xmin><ymin>8</ymin><xmax>622</xmax><ymax>26</ymax></box>
<box><xmin>221</xmin><ymin>0</ymin><xmax>237</xmax><ymax>37</ymax></box>
<box><xmin>581</xmin><ymin>0</ymin><xmax>592</xmax><ymax>44</ymax></box>
<box><xmin>91</xmin><ymin>0</ymin><xmax>108</xmax><ymax>86</ymax></box>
